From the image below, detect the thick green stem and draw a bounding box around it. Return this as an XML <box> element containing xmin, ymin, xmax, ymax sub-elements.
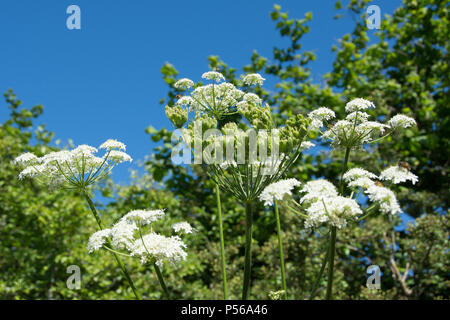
<box><xmin>274</xmin><ymin>200</ymin><xmax>287</xmax><ymax>299</ymax></box>
<box><xmin>215</xmin><ymin>184</ymin><xmax>228</xmax><ymax>299</ymax></box>
<box><xmin>154</xmin><ymin>263</ymin><xmax>171</xmax><ymax>300</ymax></box>
<box><xmin>325</xmin><ymin>227</ymin><xmax>337</xmax><ymax>299</ymax></box>
<box><xmin>83</xmin><ymin>193</ymin><xmax>142</xmax><ymax>300</ymax></box>
<box><xmin>310</xmin><ymin>242</ymin><xmax>329</xmax><ymax>300</ymax></box>
<box><xmin>242</xmin><ymin>201</ymin><xmax>254</xmax><ymax>300</ymax></box>
<box><xmin>326</xmin><ymin>147</ymin><xmax>351</xmax><ymax>300</ymax></box>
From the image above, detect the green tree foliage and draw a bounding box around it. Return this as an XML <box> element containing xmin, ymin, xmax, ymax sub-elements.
<box><xmin>1</xmin><ymin>0</ymin><xmax>448</xmax><ymax>300</ymax></box>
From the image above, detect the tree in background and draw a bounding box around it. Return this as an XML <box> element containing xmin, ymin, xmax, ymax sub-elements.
<box><xmin>1</xmin><ymin>0</ymin><xmax>448</xmax><ymax>299</ymax></box>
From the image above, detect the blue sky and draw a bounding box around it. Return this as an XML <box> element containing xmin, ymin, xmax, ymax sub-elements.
<box><xmin>0</xmin><ymin>0</ymin><xmax>402</xmax><ymax>184</ymax></box>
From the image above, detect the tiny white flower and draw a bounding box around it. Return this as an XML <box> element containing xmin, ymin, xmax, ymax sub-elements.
<box><xmin>365</xmin><ymin>185</ymin><xmax>401</xmax><ymax>215</ymax></box>
<box><xmin>121</xmin><ymin>209</ymin><xmax>165</xmax><ymax>225</ymax></box>
<box><xmin>172</xmin><ymin>221</ymin><xmax>194</xmax><ymax>234</ymax></box>
<box><xmin>259</xmin><ymin>178</ymin><xmax>301</xmax><ymax>206</ymax></box>
<box><xmin>300</xmin><ymin>141</ymin><xmax>316</xmax><ymax>150</ymax></box>
<box><xmin>174</xmin><ymin>78</ymin><xmax>194</xmax><ymax>90</ymax></box>
<box><xmin>107</xmin><ymin>150</ymin><xmax>132</xmax><ymax>163</ymax></box>
<box><xmin>345</xmin><ymin>98</ymin><xmax>375</xmax><ymax>113</ymax></box>
<box><xmin>201</xmin><ymin>71</ymin><xmax>225</xmax><ymax>82</ymax></box>
<box><xmin>100</xmin><ymin>139</ymin><xmax>126</xmax><ymax>151</ymax></box>
<box><xmin>379</xmin><ymin>166</ymin><xmax>418</xmax><ymax>185</ymax></box>
<box><xmin>343</xmin><ymin>168</ymin><xmax>378</xmax><ymax>182</ymax></box>
<box><xmin>242</xmin><ymin>73</ymin><xmax>266</xmax><ymax>86</ymax></box>
<box><xmin>308</xmin><ymin>107</ymin><xmax>336</xmax><ymax>122</ymax></box>
<box><xmin>87</xmin><ymin>229</ymin><xmax>111</xmax><ymax>253</ymax></box>
<box><xmin>299</xmin><ymin>179</ymin><xmax>338</xmax><ymax>204</ymax></box>
<box><xmin>14</xmin><ymin>152</ymin><xmax>38</xmax><ymax>166</ymax></box>
<box><xmin>388</xmin><ymin>114</ymin><xmax>416</xmax><ymax>129</ymax></box>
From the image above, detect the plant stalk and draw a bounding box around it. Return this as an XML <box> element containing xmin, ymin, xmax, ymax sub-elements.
<box><xmin>242</xmin><ymin>201</ymin><xmax>254</xmax><ymax>300</ymax></box>
<box><xmin>326</xmin><ymin>146</ymin><xmax>351</xmax><ymax>300</ymax></box>
<box><xmin>274</xmin><ymin>200</ymin><xmax>287</xmax><ymax>299</ymax></box>
<box><xmin>154</xmin><ymin>263</ymin><xmax>171</xmax><ymax>299</ymax></box>
<box><xmin>215</xmin><ymin>183</ymin><xmax>228</xmax><ymax>299</ymax></box>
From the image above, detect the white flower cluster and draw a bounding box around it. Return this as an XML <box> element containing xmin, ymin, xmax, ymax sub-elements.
<box><xmin>380</xmin><ymin>165</ymin><xmax>418</xmax><ymax>185</ymax></box>
<box><xmin>87</xmin><ymin>209</ymin><xmax>192</xmax><ymax>266</ymax></box>
<box><xmin>169</xmin><ymin>71</ymin><xmax>270</xmax><ymax>122</ymax></box>
<box><xmin>298</xmin><ymin>180</ymin><xmax>361</xmax><ymax>228</ymax></box>
<box><xmin>242</xmin><ymin>73</ymin><xmax>266</xmax><ymax>86</ymax></box>
<box><xmin>308</xmin><ymin>98</ymin><xmax>416</xmax><ymax>148</ymax></box>
<box><xmin>14</xmin><ymin>139</ymin><xmax>132</xmax><ymax>188</ymax></box>
<box><xmin>259</xmin><ymin>178</ymin><xmax>301</xmax><ymax>206</ymax></box>
<box><xmin>344</xmin><ymin>165</ymin><xmax>419</xmax><ymax>215</ymax></box>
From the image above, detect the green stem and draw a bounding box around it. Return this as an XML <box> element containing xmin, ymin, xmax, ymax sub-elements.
<box><xmin>242</xmin><ymin>201</ymin><xmax>254</xmax><ymax>300</ymax></box>
<box><xmin>326</xmin><ymin>146</ymin><xmax>351</xmax><ymax>300</ymax></box>
<box><xmin>83</xmin><ymin>192</ymin><xmax>142</xmax><ymax>300</ymax></box>
<box><xmin>325</xmin><ymin>227</ymin><xmax>337</xmax><ymax>300</ymax></box>
<box><xmin>215</xmin><ymin>184</ymin><xmax>228</xmax><ymax>300</ymax></box>
<box><xmin>310</xmin><ymin>241</ymin><xmax>329</xmax><ymax>300</ymax></box>
<box><xmin>274</xmin><ymin>200</ymin><xmax>287</xmax><ymax>300</ymax></box>
<box><xmin>154</xmin><ymin>263</ymin><xmax>171</xmax><ymax>300</ymax></box>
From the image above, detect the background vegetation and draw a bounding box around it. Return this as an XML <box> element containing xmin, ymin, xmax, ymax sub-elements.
<box><xmin>1</xmin><ymin>0</ymin><xmax>448</xmax><ymax>299</ymax></box>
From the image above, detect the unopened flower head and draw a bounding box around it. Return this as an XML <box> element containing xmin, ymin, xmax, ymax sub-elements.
<box><xmin>379</xmin><ymin>165</ymin><xmax>418</xmax><ymax>185</ymax></box>
<box><xmin>259</xmin><ymin>178</ymin><xmax>301</xmax><ymax>206</ymax></box>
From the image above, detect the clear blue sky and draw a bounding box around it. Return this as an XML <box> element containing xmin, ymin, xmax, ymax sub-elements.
<box><xmin>1</xmin><ymin>0</ymin><xmax>401</xmax><ymax>184</ymax></box>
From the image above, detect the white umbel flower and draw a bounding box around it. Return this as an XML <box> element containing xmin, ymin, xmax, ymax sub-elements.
<box><xmin>379</xmin><ymin>166</ymin><xmax>418</xmax><ymax>185</ymax></box>
<box><xmin>172</xmin><ymin>221</ymin><xmax>194</xmax><ymax>234</ymax></box>
<box><xmin>300</xmin><ymin>141</ymin><xmax>316</xmax><ymax>150</ymax></box>
<box><xmin>121</xmin><ymin>209</ymin><xmax>165</xmax><ymax>226</ymax></box>
<box><xmin>348</xmin><ymin>177</ymin><xmax>376</xmax><ymax>189</ymax></box>
<box><xmin>259</xmin><ymin>178</ymin><xmax>301</xmax><ymax>206</ymax></box>
<box><xmin>345</xmin><ymin>98</ymin><xmax>375</xmax><ymax>113</ymax></box>
<box><xmin>242</xmin><ymin>73</ymin><xmax>266</xmax><ymax>86</ymax></box>
<box><xmin>388</xmin><ymin>114</ymin><xmax>416</xmax><ymax>129</ymax></box>
<box><xmin>130</xmin><ymin>233</ymin><xmax>187</xmax><ymax>265</ymax></box>
<box><xmin>14</xmin><ymin>152</ymin><xmax>38</xmax><ymax>165</ymax></box>
<box><xmin>100</xmin><ymin>139</ymin><xmax>126</xmax><ymax>151</ymax></box>
<box><xmin>110</xmin><ymin>220</ymin><xmax>137</xmax><ymax>250</ymax></box>
<box><xmin>174</xmin><ymin>78</ymin><xmax>194</xmax><ymax>90</ymax></box>
<box><xmin>107</xmin><ymin>150</ymin><xmax>132</xmax><ymax>163</ymax></box>
<box><xmin>202</xmin><ymin>71</ymin><xmax>225</xmax><ymax>82</ymax></box>
<box><xmin>304</xmin><ymin>196</ymin><xmax>362</xmax><ymax>229</ymax></box>
<box><xmin>365</xmin><ymin>185</ymin><xmax>401</xmax><ymax>215</ymax></box>
<box><xmin>343</xmin><ymin>168</ymin><xmax>378</xmax><ymax>182</ymax></box>
<box><xmin>308</xmin><ymin>107</ymin><xmax>336</xmax><ymax>121</ymax></box>
<box><xmin>299</xmin><ymin>179</ymin><xmax>338</xmax><ymax>204</ymax></box>
<box><xmin>87</xmin><ymin>229</ymin><xmax>112</xmax><ymax>253</ymax></box>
